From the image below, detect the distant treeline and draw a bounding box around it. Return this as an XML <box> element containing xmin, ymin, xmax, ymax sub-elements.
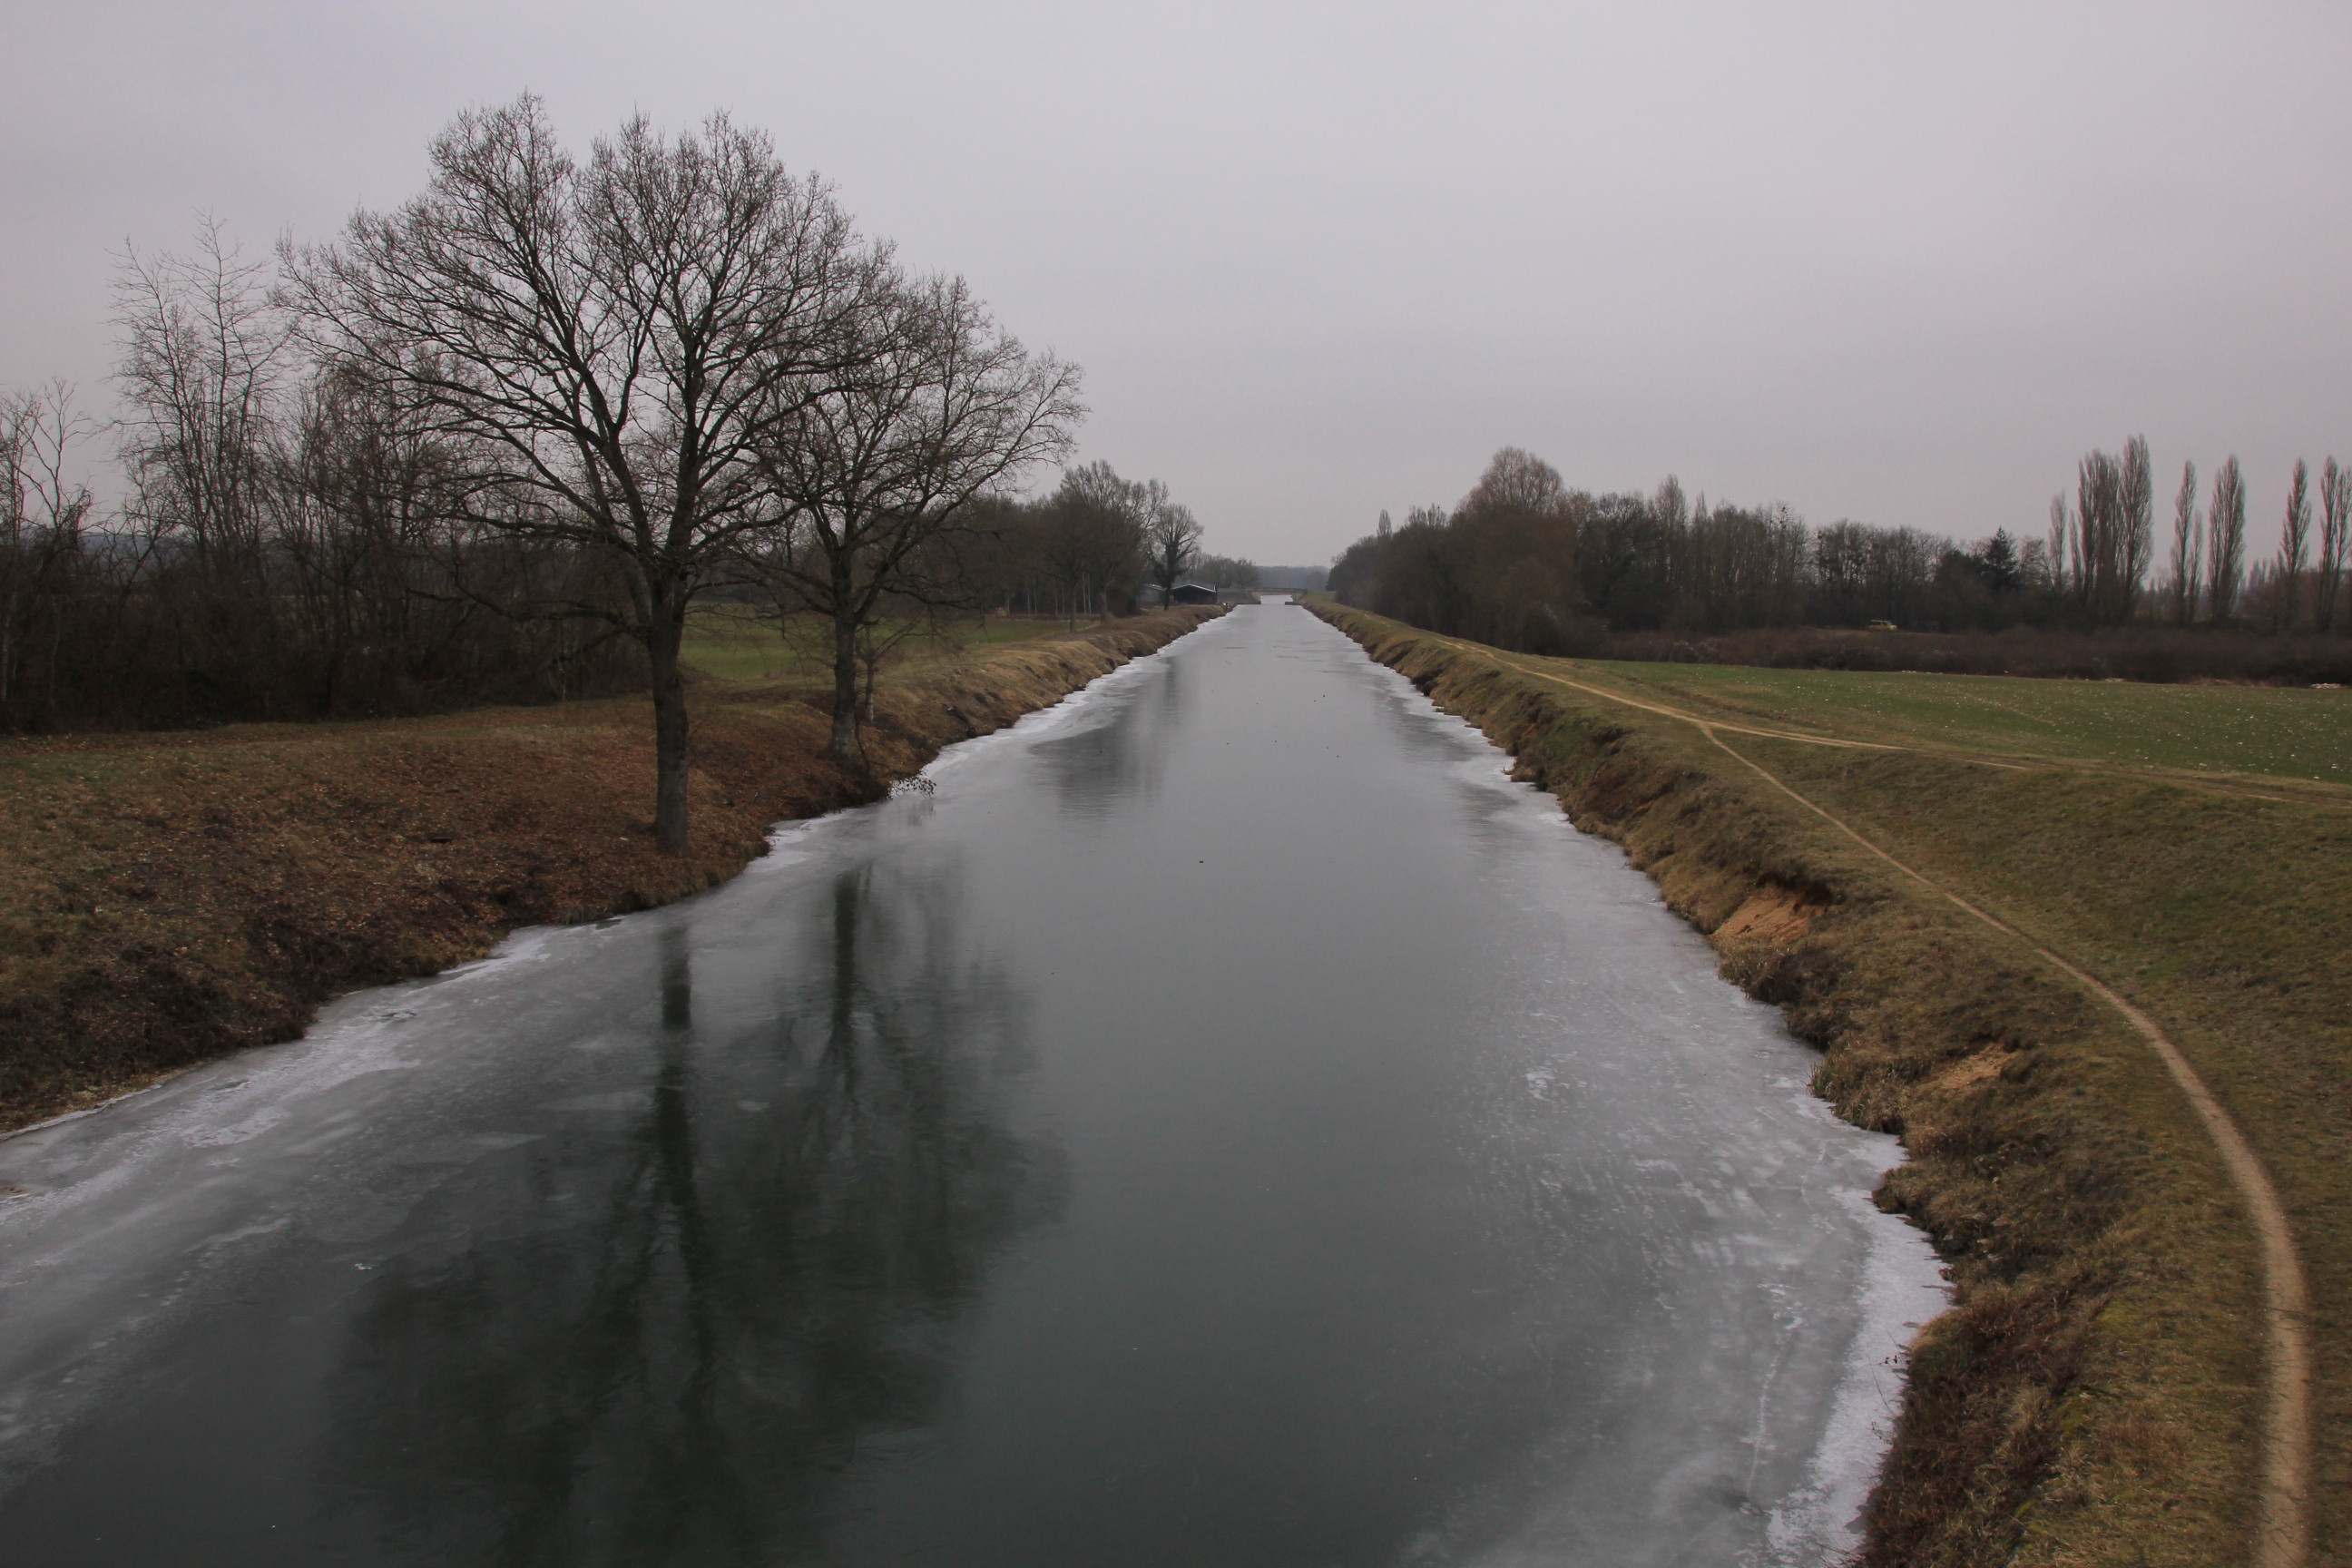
<box><xmin>1253</xmin><ymin>564</ymin><xmax>1329</xmax><ymax>594</ymax></box>
<box><xmin>960</xmin><ymin>475</ymin><xmax>1264</xmax><ymax>622</ymax></box>
<box><xmin>10</xmin><ymin>97</ymin><xmax>1250</xmax><ymax>860</ymax></box>
<box><xmin>1329</xmin><ymin>447</ymin><xmax>2352</xmax><ymax>679</ymax></box>
<box><xmin>0</xmin><ymin>227</ymin><xmax>1224</xmax><ymax>736</ymax></box>
<box><xmin>0</xmin><ymin>230</ymin><xmax>645</xmax><ymax>733</ymax></box>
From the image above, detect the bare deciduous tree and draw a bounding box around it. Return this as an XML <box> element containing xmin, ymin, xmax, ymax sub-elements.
<box><xmin>1143</xmin><ymin>492</ymin><xmax>1202</xmax><ymax>610</ymax></box>
<box><xmin>2169</xmin><ymin>460</ymin><xmax>2200</xmax><ymax>625</ymax></box>
<box><xmin>740</xmin><ymin>273</ymin><xmax>1081</xmax><ymax>760</ymax></box>
<box><xmin>0</xmin><ymin>384</ymin><xmax>96</xmax><ymax>715</ymax></box>
<box><xmin>2278</xmin><ymin>458</ymin><xmax>2311</xmax><ymax>630</ymax></box>
<box><xmin>2048</xmin><ymin>493</ymin><xmax>2073</xmax><ymax>600</ymax></box>
<box><xmin>1037</xmin><ymin>461</ymin><xmax>1146</xmax><ymax>628</ymax></box>
<box><xmin>2119</xmin><ymin>436</ymin><xmax>2154</xmax><ymax>621</ymax></box>
<box><xmin>1191</xmin><ymin>553</ymin><xmax>1263</xmax><ymax>592</ymax></box>
<box><xmin>2318</xmin><ymin>457</ymin><xmax>2348</xmax><ymax>635</ymax></box>
<box><xmin>113</xmin><ymin>216</ymin><xmax>292</xmax><ymax>576</ymax></box>
<box><xmin>2063</xmin><ymin>438</ymin><xmax>2150</xmax><ymax>625</ymax></box>
<box><xmin>283</xmin><ymin>96</ymin><xmax>891</xmax><ymax>851</ymax></box>
<box><xmin>1457</xmin><ymin>447</ymin><xmax>1572</xmax><ymax>520</ymax></box>
<box><xmin>2208</xmin><ymin>456</ymin><xmax>2248</xmax><ymax>623</ymax></box>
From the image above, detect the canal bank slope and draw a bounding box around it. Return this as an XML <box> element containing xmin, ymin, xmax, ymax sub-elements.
<box><xmin>0</xmin><ymin>608</ymin><xmax>1223</xmax><ymax>1134</ymax></box>
<box><xmin>1307</xmin><ymin>600</ymin><xmax>2316</xmax><ymax>1568</ymax></box>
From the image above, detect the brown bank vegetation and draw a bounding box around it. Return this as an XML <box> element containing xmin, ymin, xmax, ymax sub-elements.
<box><xmin>1309</xmin><ymin>599</ymin><xmax>2352</xmax><ymax>1568</ymax></box>
<box><xmin>0</xmin><ymin>608</ymin><xmax>1220</xmax><ymax>1132</ymax></box>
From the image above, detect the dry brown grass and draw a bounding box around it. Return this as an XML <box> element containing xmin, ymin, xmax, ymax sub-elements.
<box><xmin>0</xmin><ymin>609</ymin><xmax>1221</xmax><ymax>1132</ymax></box>
<box><xmin>1311</xmin><ymin>601</ymin><xmax>2298</xmax><ymax>1567</ymax></box>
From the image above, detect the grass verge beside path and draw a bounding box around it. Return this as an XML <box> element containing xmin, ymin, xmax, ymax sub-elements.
<box><xmin>1308</xmin><ymin>600</ymin><xmax>2347</xmax><ymax>1568</ymax></box>
<box><xmin>1553</xmin><ymin>657</ymin><xmax>2352</xmax><ymax>799</ymax></box>
<box><xmin>0</xmin><ymin>609</ymin><xmax>1222</xmax><ymax>1134</ymax></box>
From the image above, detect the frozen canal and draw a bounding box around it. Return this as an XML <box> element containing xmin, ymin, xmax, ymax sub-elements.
<box><xmin>0</xmin><ymin>602</ymin><xmax>1943</xmax><ymax>1566</ymax></box>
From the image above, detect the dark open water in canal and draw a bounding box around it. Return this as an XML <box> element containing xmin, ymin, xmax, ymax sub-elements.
<box><xmin>0</xmin><ymin>603</ymin><xmax>1942</xmax><ymax>1567</ymax></box>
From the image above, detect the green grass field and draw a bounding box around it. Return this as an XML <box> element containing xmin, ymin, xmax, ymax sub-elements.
<box><xmin>1541</xmin><ymin>658</ymin><xmax>2352</xmax><ymax>785</ymax></box>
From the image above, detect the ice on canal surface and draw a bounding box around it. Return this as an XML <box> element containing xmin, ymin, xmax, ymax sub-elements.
<box><xmin>0</xmin><ymin>603</ymin><xmax>1944</xmax><ymax>1567</ymax></box>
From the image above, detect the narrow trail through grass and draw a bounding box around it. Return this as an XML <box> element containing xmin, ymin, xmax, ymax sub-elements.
<box><xmin>1447</xmin><ymin>636</ymin><xmax>2316</xmax><ymax>1568</ymax></box>
<box><xmin>1508</xmin><ymin>653</ymin><xmax>2349</xmax><ymax>808</ymax></box>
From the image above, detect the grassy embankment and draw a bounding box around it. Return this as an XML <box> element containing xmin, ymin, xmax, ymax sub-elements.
<box><xmin>0</xmin><ymin>607</ymin><xmax>1221</xmax><ymax>1133</ymax></box>
<box><xmin>1307</xmin><ymin>600</ymin><xmax>2351</xmax><ymax>1568</ymax></box>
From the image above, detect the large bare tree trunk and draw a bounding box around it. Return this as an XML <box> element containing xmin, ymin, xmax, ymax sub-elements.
<box><xmin>647</xmin><ymin>604</ymin><xmax>691</xmax><ymax>854</ymax></box>
<box><xmin>828</xmin><ymin>605</ymin><xmax>860</xmax><ymax>762</ymax></box>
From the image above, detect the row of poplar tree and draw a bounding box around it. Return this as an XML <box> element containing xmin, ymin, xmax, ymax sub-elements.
<box><xmin>2063</xmin><ymin>441</ymin><xmax>2351</xmax><ymax>632</ymax></box>
<box><xmin>1330</xmin><ymin>446</ymin><xmax>2352</xmax><ymax>653</ymax></box>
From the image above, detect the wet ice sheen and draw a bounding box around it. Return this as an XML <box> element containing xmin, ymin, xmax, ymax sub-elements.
<box><xmin>0</xmin><ymin>603</ymin><xmax>1944</xmax><ymax>1567</ymax></box>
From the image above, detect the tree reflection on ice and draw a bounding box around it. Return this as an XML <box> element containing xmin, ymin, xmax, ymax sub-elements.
<box><xmin>320</xmin><ymin>858</ymin><xmax>1058</xmax><ymax>1566</ymax></box>
<box><xmin>1034</xmin><ymin>653</ymin><xmax>1185</xmax><ymax>822</ymax></box>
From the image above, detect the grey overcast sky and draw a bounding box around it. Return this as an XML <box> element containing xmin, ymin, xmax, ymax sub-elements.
<box><xmin>6</xmin><ymin>2</ymin><xmax>2350</xmax><ymax>565</ymax></box>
